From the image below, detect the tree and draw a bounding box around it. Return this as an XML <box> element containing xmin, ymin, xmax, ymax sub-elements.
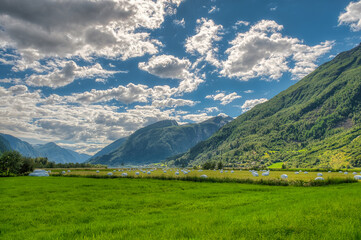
<box><xmin>0</xmin><ymin>151</ymin><xmax>23</xmax><ymax>176</ymax></box>
<box><xmin>217</xmin><ymin>161</ymin><xmax>223</xmax><ymax>170</ymax></box>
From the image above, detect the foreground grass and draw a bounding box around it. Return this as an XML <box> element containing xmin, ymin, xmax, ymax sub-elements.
<box><xmin>1</xmin><ymin>177</ymin><xmax>361</xmax><ymax>240</ymax></box>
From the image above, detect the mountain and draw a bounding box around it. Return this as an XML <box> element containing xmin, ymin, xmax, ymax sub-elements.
<box><xmin>88</xmin><ymin>116</ymin><xmax>233</xmax><ymax>166</ymax></box>
<box><xmin>0</xmin><ymin>135</ymin><xmax>11</xmax><ymax>153</ymax></box>
<box><xmin>34</xmin><ymin>142</ymin><xmax>90</xmax><ymax>164</ymax></box>
<box><xmin>174</xmin><ymin>43</ymin><xmax>361</xmax><ymax>169</ymax></box>
<box><xmin>0</xmin><ymin>133</ymin><xmax>39</xmax><ymax>157</ymax></box>
<box><xmin>89</xmin><ymin>137</ymin><xmax>127</xmax><ymax>161</ymax></box>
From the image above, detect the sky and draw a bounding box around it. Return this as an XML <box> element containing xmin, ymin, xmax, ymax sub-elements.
<box><xmin>0</xmin><ymin>0</ymin><xmax>361</xmax><ymax>155</ymax></box>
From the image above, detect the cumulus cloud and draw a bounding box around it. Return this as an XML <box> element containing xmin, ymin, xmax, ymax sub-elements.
<box><xmin>0</xmin><ymin>85</ymin><xmax>191</xmax><ymax>154</ymax></box>
<box><xmin>0</xmin><ymin>0</ymin><xmax>184</xmax><ymax>68</ymax></box>
<box><xmin>204</xmin><ymin>107</ymin><xmax>220</xmax><ymax>113</ymax></box>
<box><xmin>185</xmin><ymin>18</ymin><xmax>223</xmax><ymax>67</ymax></box>
<box><xmin>241</xmin><ymin>98</ymin><xmax>268</xmax><ymax>112</ymax></box>
<box><xmin>139</xmin><ymin>55</ymin><xmax>191</xmax><ymax>79</ymax></box>
<box><xmin>26</xmin><ymin>61</ymin><xmax>119</xmax><ymax>88</ymax></box>
<box><xmin>206</xmin><ymin>92</ymin><xmax>242</xmax><ymax>105</ymax></box>
<box><xmin>173</xmin><ymin>18</ymin><xmax>185</xmax><ymax>27</ymax></box>
<box><xmin>139</xmin><ymin>54</ymin><xmax>204</xmax><ymax>94</ymax></box>
<box><xmin>338</xmin><ymin>0</ymin><xmax>361</xmax><ymax>31</ymax></box>
<box><xmin>221</xmin><ymin>20</ymin><xmax>334</xmax><ymax>80</ymax></box>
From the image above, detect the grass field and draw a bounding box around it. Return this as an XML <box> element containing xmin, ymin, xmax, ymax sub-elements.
<box><xmin>1</xmin><ymin>176</ymin><xmax>361</xmax><ymax>239</ymax></box>
<box><xmin>49</xmin><ymin>168</ymin><xmax>361</xmax><ymax>185</ymax></box>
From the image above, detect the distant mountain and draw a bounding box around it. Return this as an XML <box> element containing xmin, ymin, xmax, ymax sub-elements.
<box><xmin>34</xmin><ymin>142</ymin><xmax>90</xmax><ymax>164</ymax></box>
<box><xmin>0</xmin><ymin>135</ymin><xmax>11</xmax><ymax>153</ymax></box>
<box><xmin>174</xmin><ymin>43</ymin><xmax>361</xmax><ymax>169</ymax></box>
<box><xmin>89</xmin><ymin>137</ymin><xmax>127</xmax><ymax>161</ymax></box>
<box><xmin>88</xmin><ymin>116</ymin><xmax>233</xmax><ymax>166</ymax></box>
<box><xmin>0</xmin><ymin>133</ymin><xmax>39</xmax><ymax>157</ymax></box>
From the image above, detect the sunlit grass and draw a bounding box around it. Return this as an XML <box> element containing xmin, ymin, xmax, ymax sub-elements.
<box><xmin>49</xmin><ymin>168</ymin><xmax>360</xmax><ymax>185</ymax></box>
<box><xmin>1</xmin><ymin>177</ymin><xmax>361</xmax><ymax>239</ymax></box>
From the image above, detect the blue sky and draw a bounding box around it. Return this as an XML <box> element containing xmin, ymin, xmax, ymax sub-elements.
<box><xmin>0</xmin><ymin>0</ymin><xmax>360</xmax><ymax>154</ymax></box>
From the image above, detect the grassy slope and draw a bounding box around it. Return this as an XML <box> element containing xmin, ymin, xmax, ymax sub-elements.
<box><xmin>175</xmin><ymin>44</ymin><xmax>361</xmax><ymax>168</ymax></box>
<box><xmin>1</xmin><ymin>177</ymin><xmax>361</xmax><ymax>239</ymax></box>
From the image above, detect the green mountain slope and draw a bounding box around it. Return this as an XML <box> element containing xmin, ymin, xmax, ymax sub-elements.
<box><xmin>175</xmin><ymin>43</ymin><xmax>361</xmax><ymax>169</ymax></box>
<box><xmin>89</xmin><ymin>116</ymin><xmax>233</xmax><ymax>166</ymax></box>
<box><xmin>0</xmin><ymin>135</ymin><xmax>11</xmax><ymax>153</ymax></box>
<box><xmin>88</xmin><ymin>137</ymin><xmax>127</xmax><ymax>161</ymax></box>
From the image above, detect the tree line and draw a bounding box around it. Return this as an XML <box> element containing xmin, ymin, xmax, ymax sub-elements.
<box><xmin>0</xmin><ymin>151</ymin><xmax>106</xmax><ymax>176</ymax></box>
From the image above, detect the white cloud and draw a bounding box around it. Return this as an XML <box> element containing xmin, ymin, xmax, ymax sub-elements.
<box><xmin>185</xmin><ymin>18</ymin><xmax>223</xmax><ymax>67</ymax></box>
<box><xmin>70</xmin><ymin>83</ymin><xmax>150</xmax><ymax>105</ymax></box>
<box><xmin>173</xmin><ymin>18</ymin><xmax>185</xmax><ymax>28</ymax></box>
<box><xmin>208</xmin><ymin>6</ymin><xmax>220</xmax><ymax>14</ymax></box>
<box><xmin>204</xmin><ymin>107</ymin><xmax>220</xmax><ymax>113</ymax></box>
<box><xmin>181</xmin><ymin>113</ymin><xmax>212</xmax><ymax>123</ymax></box>
<box><xmin>241</xmin><ymin>98</ymin><xmax>268</xmax><ymax>112</ymax></box>
<box><xmin>235</xmin><ymin>20</ymin><xmax>249</xmax><ymax>27</ymax></box>
<box><xmin>206</xmin><ymin>92</ymin><xmax>242</xmax><ymax>105</ymax></box>
<box><xmin>244</xmin><ymin>90</ymin><xmax>254</xmax><ymax>93</ymax></box>
<box><xmin>338</xmin><ymin>0</ymin><xmax>361</xmax><ymax>31</ymax></box>
<box><xmin>139</xmin><ymin>54</ymin><xmax>204</xmax><ymax>94</ymax></box>
<box><xmin>0</xmin><ymin>85</ymin><xmax>191</xmax><ymax>154</ymax></box>
<box><xmin>152</xmin><ymin>98</ymin><xmax>197</xmax><ymax>108</ymax></box>
<box><xmin>139</xmin><ymin>55</ymin><xmax>191</xmax><ymax>79</ymax></box>
<box><xmin>221</xmin><ymin>20</ymin><xmax>334</xmax><ymax>80</ymax></box>
<box><xmin>26</xmin><ymin>61</ymin><xmax>120</xmax><ymax>88</ymax></box>
<box><xmin>0</xmin><ymin>0</ymin><xmax>184</xmax><ymax>69</ymax></box>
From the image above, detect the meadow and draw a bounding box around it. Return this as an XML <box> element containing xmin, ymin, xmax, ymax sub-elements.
<box><xmin>49</xmin><ymin>168</ymin><xmax>360</xmax><ymax>186</ymax></box>
<box><xmin>1</xmin><ymin>176</ymin><xmax>361</xmax><ymax>239</ymax></box>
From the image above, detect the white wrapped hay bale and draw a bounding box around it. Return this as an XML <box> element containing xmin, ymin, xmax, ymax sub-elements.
<box><xmin>354</xmin><ymin>175</ymin><xmax>361</xmax><ymax>180</ymax></box>
<box><xmin>231</xmin><ymin>170</ymin><xmax>234</xmax><ymax>173</ymax></box>
<box><xmin>304</xmin><ymin>171</ymin><xmax>308</xmax><ymax>174</ymax></box>
<box><xmin>315</xmin><ymin>177</ymin><xmax>324</xmax><ymax>181</ymax></box>
<box><xmin>344</xmin><ymin>172</ymin><xmax>348</xmax><ymax>175</ymax></box>
<box><xmin>29</xmin><ymin>169</ymin><xmax>49</xmax><ymax>177</ymax></box>
<box><xmin>175</xmin><ymin>172</ymin><xmax>179</xmax><ymax>175</ymax></box>
<box><xmin>147</xmin><ymin>171</ymin><xmax>151</xmax><ymax>175</ymax></box>
<box><xmin>295</xmin><ymin>172</ymin><xmax>299</xmax><ymax>174</ymax></box>
<box><xmin>135</xmin><ymin>172</ymin><xmax>140</xmax><ymax>175</ymax></box>
<box><xmin>200</xmin><ymin>175</ymin><xmax>208</xmax><ymax>178</ymax></box>
<box><xmin>262</xmin><ymin>172</ymin><xmax>269</xmax><ymax>176</ymax></box>
<box><xmin>353</xmin><ymin>172</ymin><xmax>357</xmax><ymax>175</ymax></box>
<box><xmin>121</xmin><ymin>173</ymin><xmax>128</xmax><ymax>177</ymax></box>
<box><xmin>107</xmin><ymin>172</ymin><xmax>113</xmax><ymax>176</ymax></box>
<box><xmin>96</xmin><ymin>170</ymin><xmax>100</xmax><ymax>173</ymax></box>
<box><xmin>281</xmin><ymin>174</ymin><xmax>288</xmax><ymax>179</ymax></box>
<box><xmin>317</xmin><ymin>173</ymin><xmax>323</xmax><ymax>177</ymax></box>
<box><xmin>252</xmin><ymin>172</ymin><xmax>259</xmax><ymax>177</ymax></box>
<box><xmin>67</xmin><ymin>170</ymin><xmax>71</xmax><ymax>173</ymax></box>
<box><xmin>61</xmin><ymin>171</ymin><xmax>66</xmax><ymax>174</ymax></box>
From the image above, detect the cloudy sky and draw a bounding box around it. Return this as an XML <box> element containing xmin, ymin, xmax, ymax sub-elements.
<box><xmin>0</xmin><ymin>0</ymin><xmax>361</xmax><ymax>154</ymax></box>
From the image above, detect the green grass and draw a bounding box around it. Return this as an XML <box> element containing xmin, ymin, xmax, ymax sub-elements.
<box><xmin>268</xmin><ymin>162</ymin><xmax>283</xmax><ymax>169</ymax></box>
<box><xmin>1</xmin><ymin>177</ymin><xmax>361</xmax><ymax>239</ymax></box>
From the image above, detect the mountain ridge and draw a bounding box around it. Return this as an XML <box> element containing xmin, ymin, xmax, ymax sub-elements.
<box><xmin>88</xmin><ymin>116</ymin><xmax>233</xmax><ymax>166</ymax></box>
